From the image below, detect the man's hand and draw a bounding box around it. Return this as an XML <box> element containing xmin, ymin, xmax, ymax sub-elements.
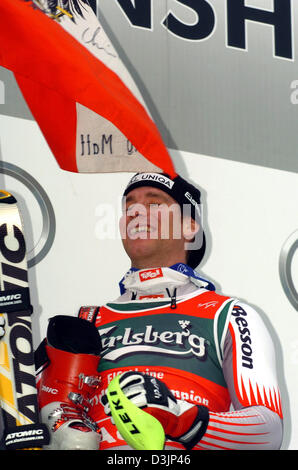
<box><xmin>103</xmin><ymin>371</ymin><xmax>209</xmax><ymax>449</ymax></box>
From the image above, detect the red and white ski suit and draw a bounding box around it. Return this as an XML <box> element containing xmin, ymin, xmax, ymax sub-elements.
<box><xmin>79</xmin><ymin>266</ymin><xmax>283</xmax><ymax>450</ymax></box>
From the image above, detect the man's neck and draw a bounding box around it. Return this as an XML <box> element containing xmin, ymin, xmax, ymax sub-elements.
<box><xmin>131</xmin><ymin>255</ymin><xmax>187</xmax><ymax>270</ymax></box>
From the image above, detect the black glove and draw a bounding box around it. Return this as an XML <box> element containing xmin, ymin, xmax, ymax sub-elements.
<box><xmin>103</xmin><ymin>371</ymin><xmax>209</xmax><ymax>450</ymax></box>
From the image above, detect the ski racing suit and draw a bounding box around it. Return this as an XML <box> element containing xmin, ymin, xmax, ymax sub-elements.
<box><xmin>79</xmin><ymin>263</ymin><xmax>283</xmax><ymax>450</ymax></box>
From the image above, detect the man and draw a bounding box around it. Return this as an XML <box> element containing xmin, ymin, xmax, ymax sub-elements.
<box><xmin>36</xmin><ymin>172</ymin><xmax>283</xmax><ymax>450</ymax></box>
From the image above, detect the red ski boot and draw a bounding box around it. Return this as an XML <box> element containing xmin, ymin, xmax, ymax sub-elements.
<box><xmin>35</xmin><ymin>315</ymin><xmax>102</xmax><ymax>450</ymax></box>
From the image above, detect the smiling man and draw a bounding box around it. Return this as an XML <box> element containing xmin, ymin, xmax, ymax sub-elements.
<box><xmin>36</xmin><ymin>172</ymin><xmax>284</xmax><ymax>451</ymax></box>
<box><xmin>120</xmin><ymin>173</ymin><xmax>203</xmax><ymax>269</ymax></box>
<box><xmin>121</xmin><ymin>186</ymin><xmax>184</xmax><ymax>268</ymax></box>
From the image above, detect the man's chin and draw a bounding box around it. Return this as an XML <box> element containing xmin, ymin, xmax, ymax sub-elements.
<box><xmin>123</xmin><ymin>238</ymin><xmax>161</xmax><ymax>264</ymax></box>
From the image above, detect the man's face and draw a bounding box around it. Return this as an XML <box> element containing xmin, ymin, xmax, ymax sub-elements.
<box><xmin>119</xmin><ymin>186</ymin><xmax>195</xmax><ymax>268</ymax></box>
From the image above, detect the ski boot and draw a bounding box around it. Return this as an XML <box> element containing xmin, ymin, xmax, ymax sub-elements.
<box><xmin>35</xmin><ymin>315</ymin><xmax>102</xmax><ymax>450</ymax></box>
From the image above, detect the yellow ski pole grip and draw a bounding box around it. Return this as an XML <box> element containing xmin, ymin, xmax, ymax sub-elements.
<box><xmin>107</xmin><ymin>375</ymin><xmax>165</xmax><ymax>450</ymax></box>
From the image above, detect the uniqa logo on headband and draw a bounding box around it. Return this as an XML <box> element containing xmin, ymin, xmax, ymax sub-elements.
<box><xmin>128</xmin><ymin>173</ymin><xmax>174</xmax><ymax>189</ymax></box>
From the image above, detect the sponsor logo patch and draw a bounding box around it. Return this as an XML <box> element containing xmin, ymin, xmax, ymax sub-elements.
<box><xmin>139</xmin><ymin>268</ymin><xmax>163</xmax><ymax>282</ymax></box>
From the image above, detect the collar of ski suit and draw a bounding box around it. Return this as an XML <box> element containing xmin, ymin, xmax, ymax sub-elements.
<box><xmin>119</xmin><ymin>263</ymin><xmax>215</xmax><ymax>295</ymax></box>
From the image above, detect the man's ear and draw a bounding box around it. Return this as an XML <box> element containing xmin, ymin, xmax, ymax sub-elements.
<box><xmin>182</xmin><ymin>216</ymin><xmax>200</xmax><ymax>241</ymax></box>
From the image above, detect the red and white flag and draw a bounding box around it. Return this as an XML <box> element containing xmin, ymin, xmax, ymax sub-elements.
<box><xmin>0</xmin><ymin>0</ymin><xmax>176</xmax><ymax>176</ymax></box>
